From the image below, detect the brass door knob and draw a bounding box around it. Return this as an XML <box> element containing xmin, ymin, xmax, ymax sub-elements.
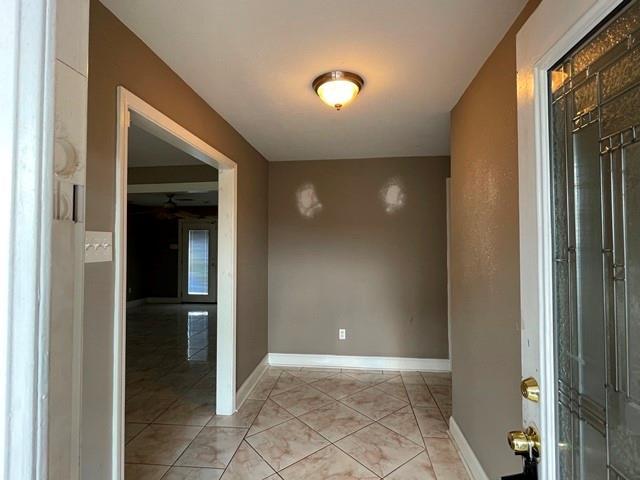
<box><xmin>520</xmin><ymin>377</ymin><xmax>540</xmax><ymax>402</ymax></box>
<box><xmin>507</xmin><ymin>426</ymin><xmax>540</xmax><ymax>458</ymax></box>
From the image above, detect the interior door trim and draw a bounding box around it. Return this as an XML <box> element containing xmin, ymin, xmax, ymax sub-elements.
<box><xmin>113</xmin><ymin>87</ymin><xmax>238</xmax><ymax>480</ymax></box>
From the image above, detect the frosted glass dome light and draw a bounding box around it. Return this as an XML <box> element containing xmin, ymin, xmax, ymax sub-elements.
<box><xmin>312</xmin><ymin>71</ymin><xmax>364</xmax><ymax>110</ymax></box>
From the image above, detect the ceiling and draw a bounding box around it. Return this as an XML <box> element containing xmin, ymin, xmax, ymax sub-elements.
<box><xmin>102</xmin><ymin>0</ymin><xmax>526</xmax><ymax>161</ymax></box>
<box><xmin>128</xmin><ymin>123</ymin><xmax>203</xmax><ymax>167</ymax></box>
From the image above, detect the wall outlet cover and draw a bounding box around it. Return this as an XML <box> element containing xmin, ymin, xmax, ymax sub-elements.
<box><xmin>339</xmin><ymin>329</ymin><xmax>346</xmax><ymax>340</ymax></box>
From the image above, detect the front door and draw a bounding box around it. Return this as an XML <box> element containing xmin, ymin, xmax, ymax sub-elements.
<box><xmin>549</xmin><ymin>2</ymin><xmax>640</xmax><ymax>478</ymax></box>
<box><xmin>180</xmin><ymin>221</ymin><xmax>217</xmax><ymax>303</ymax></box>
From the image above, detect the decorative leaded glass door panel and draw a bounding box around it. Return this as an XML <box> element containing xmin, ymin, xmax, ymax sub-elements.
<box><xmin>550</xmin><ymin>2</ymin><xmax>640</xmax><ymax>479</ymax></box>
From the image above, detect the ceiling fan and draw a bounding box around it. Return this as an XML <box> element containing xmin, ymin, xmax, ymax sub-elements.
<box><xmin>130</xmin><ymin>194</ymin><xmax>213</xmax><ymax>221</ymax></box>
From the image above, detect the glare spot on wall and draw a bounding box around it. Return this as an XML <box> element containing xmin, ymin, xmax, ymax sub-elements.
<box><xmin>380</xmin><ymin>177</ymin><xmax>406</xmax><ymax>214</ymax></box>
<box><xmin>296</xmin><ymin>183</ymin><xmax>323</xmax><ymax>218</ymax></box>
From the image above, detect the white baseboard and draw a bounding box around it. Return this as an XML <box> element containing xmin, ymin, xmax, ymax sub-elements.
<box><xmin>126</xmin><ymin>298</ymin><xmax>145</xmax><ymax>309</ymax></box>
<box><xmin>449</xmin><ymin>416</ymin><xmax>489</xmax><ymax>480</ymax></box>
<box><xmin>236</xmin><ymin>354</ymin><xmax>269</xmax><ymax>410</ymax></box>
<box><xmin>268</xmin><ymin>353</ymin><xmax>450</xmax><ymax>372</ymax></box>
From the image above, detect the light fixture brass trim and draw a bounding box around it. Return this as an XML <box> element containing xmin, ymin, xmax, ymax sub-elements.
<box><xmin>312</xmin><ymin>70</ymin><xmax>365</xmax><ymax>110</ymax></box>
<box><xmin>312</xmin><ymin>70</ymin><xmax>364</xmax><ymax>92</ymax></box>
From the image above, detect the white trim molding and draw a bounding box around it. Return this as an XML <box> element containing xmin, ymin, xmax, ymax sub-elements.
<box><xmin>516</xmin><ymin>1</ymin><xmax>623</xmax><ymax>478</ymax></box>
<box><xmin>449</xmin><ymin>417</ymin><xmax>489</xmax><ymax>480</ymax></box>
<box><xmin>236</xmin><ymin>354</ymin><xmax>269</xmax><ymax>410</ymax></box>
<box><xmin>113</xmin><ymin>88</ymin><xmax>238</xmax><ymax>480</ymax></box>
<box><xmin>268</xmin><ymin>353</ymin><xmax>451</xmax><ymax>372</ymax></box>
<box><xmin>1</xmin><ymin>0</ymin><xmax>55</xmax><ymax>478</ymax></box>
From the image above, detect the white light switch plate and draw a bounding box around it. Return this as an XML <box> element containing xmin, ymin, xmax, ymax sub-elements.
<box><xmin>84</xmin><ymin>231</ymin><xmax>113</xmax><ymax>263</ymax></box>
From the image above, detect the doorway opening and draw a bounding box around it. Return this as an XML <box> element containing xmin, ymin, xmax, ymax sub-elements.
<box><xmin>113</xmin><ymin>88</ymin><xmax>237</xmax><ymax>478</ymax></box>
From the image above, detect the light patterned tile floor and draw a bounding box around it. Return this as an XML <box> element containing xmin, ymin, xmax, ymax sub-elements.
<box><xmin>124</xmin><ymin>304</ymin><xmax>468</xmax><ymax>479</ymax></box>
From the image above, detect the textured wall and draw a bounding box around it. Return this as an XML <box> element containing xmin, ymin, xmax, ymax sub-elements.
<box><xmin>268</xmin><ymin>156</ymin><xmax>450</xmax><ymax>359</ymax></box>
<box><xmin>82</xmin><ymin>1</ymin><xmax>268</xmax><ymax>477</ymax></box>
<box><xmin>127</xmin><ymin>165</ymin><xmax>218</xmax><ymax>184</ymax></box>
<box><xmin>449</xmin><ymin>0</ymin><xmax>541</xmax><ymax>477</ymax></box>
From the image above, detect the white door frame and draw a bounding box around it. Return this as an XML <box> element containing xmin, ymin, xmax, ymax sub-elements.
<box><xmin>1</xmin><ymin>0</ymin><xmax>55</xmax><ymax>479</ymax></box>
<box><xmin>113</xmin><ymin>87</ymin><xmax>238</xmax><ymax>478</ymax></box>
<box><xmin>516</xmin><ymin>1</ymin><xmax>623</xmax><ymax>478</ymax></box>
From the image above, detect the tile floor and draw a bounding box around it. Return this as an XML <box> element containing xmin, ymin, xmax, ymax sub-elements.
<box><xmin>125</xmin><ymin>304</ymin><xmax>469</xmax><ymax>479</ymax></box>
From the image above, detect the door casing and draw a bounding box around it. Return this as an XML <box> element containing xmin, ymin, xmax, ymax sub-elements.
<box><xmin>516</xmin><ymin>0</ymin><xmax>624</xmax><ymax>478</ymax></box>
<box><xmin>1</xmin><ymin>0</ymin><xmax>56</xmax><ymax>478</ymax></box>
<box><xmin>113</xmin><ymin>87</ymin><xmax>238</xmax><ymax>480</ymax></box>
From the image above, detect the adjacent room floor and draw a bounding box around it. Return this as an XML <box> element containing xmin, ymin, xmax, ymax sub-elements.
<box><xmin>124</xmin><ymin>305</ymin><xmax>467</xmax><ymax>479</ymax></box>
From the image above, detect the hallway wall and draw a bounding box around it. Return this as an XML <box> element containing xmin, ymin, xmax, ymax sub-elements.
<box><xmin>82</xmin><ymin>1</ymin><xmax>269</xmax><ymax>477</ymax></box>
<box><xmin>268</xmin><ymin>156</ymin><xmax>450</xmax><ymax>359</ymax></box>
<box><xmin>449</xmin><ymin>0</ymin><xmax>540</xmax><ymax>478</ymax></box>
<box><xmin>127</xmin><ymin>164</ymin><xmax>218</xmax><ymax>184</ymax></box>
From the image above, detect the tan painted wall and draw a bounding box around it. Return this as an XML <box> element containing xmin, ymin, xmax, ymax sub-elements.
<box><xmin>268</xmin><ymin>156</ymin><xmax>450</xmax><ymax>358</ymax></box>
<box><xmin>449</xmin><ymin>0</ymin><xmax>541</xmax><ymax>477</ymax></box>
<box><xmin>128</xmin><ymin>165</ymin><xmax>218</xmax><ymax>184</ymax></box>
<box><xmin>82</xmin><ymin>1</ymin><xmax>268</xmax><ymax>477</ymax></box>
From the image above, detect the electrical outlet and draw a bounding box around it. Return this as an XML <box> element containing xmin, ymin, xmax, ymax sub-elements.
<box><xmin>338</xmin><ymin>328</ymin><xmax>346</xmax><ymax>340</ymax></box>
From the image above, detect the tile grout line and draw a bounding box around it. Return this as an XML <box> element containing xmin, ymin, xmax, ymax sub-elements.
<box><xmin>403</xmin><ymin>376</ymin><xmax>438</xmax><ymax>471</ymax></box>
<box><xmin>248</xmin><ymin>374</ymin><xmax>386</xmax><ymax>477</ymax></box>
<box><xmin>381</xmin><ymin>449</ymin><xmax>425</xmax><ymax>478</ymax></box>
<box><xmin>126</xmin><ymin>355</ymin><xmax>452</xmax><ymax>478</ymax></box>
<box><xmin>254</xmin><ymin>371</ymin><xmax>431</xmax><ymax>478</ymax></box>
<box><xmin>216</xmin><ymin>371</ymin><xmax>284</xmax><ymax>478</ymax></box>
<box><xmin>126</xmin><ymin>315</ymin><xmax>218</xmax><ymax>476</ymax></box>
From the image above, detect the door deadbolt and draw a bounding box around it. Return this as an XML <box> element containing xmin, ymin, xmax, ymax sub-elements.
<box><xmin>520</xmin><ymin>377</ymin><xmax>539</xmax><ymax>403</ymax></box>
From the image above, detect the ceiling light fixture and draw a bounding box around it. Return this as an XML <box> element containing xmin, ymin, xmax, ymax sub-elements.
<box><xmin>312</xmin><ymin>70</ymin><xmax>364</xmax><ymax>111</ymax></box>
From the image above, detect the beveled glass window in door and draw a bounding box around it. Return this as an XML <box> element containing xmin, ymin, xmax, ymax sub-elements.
<box><xmin>549</xmin><ymin>1</ymin><xmax>640</xmax><ymax>479</ymax></box>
